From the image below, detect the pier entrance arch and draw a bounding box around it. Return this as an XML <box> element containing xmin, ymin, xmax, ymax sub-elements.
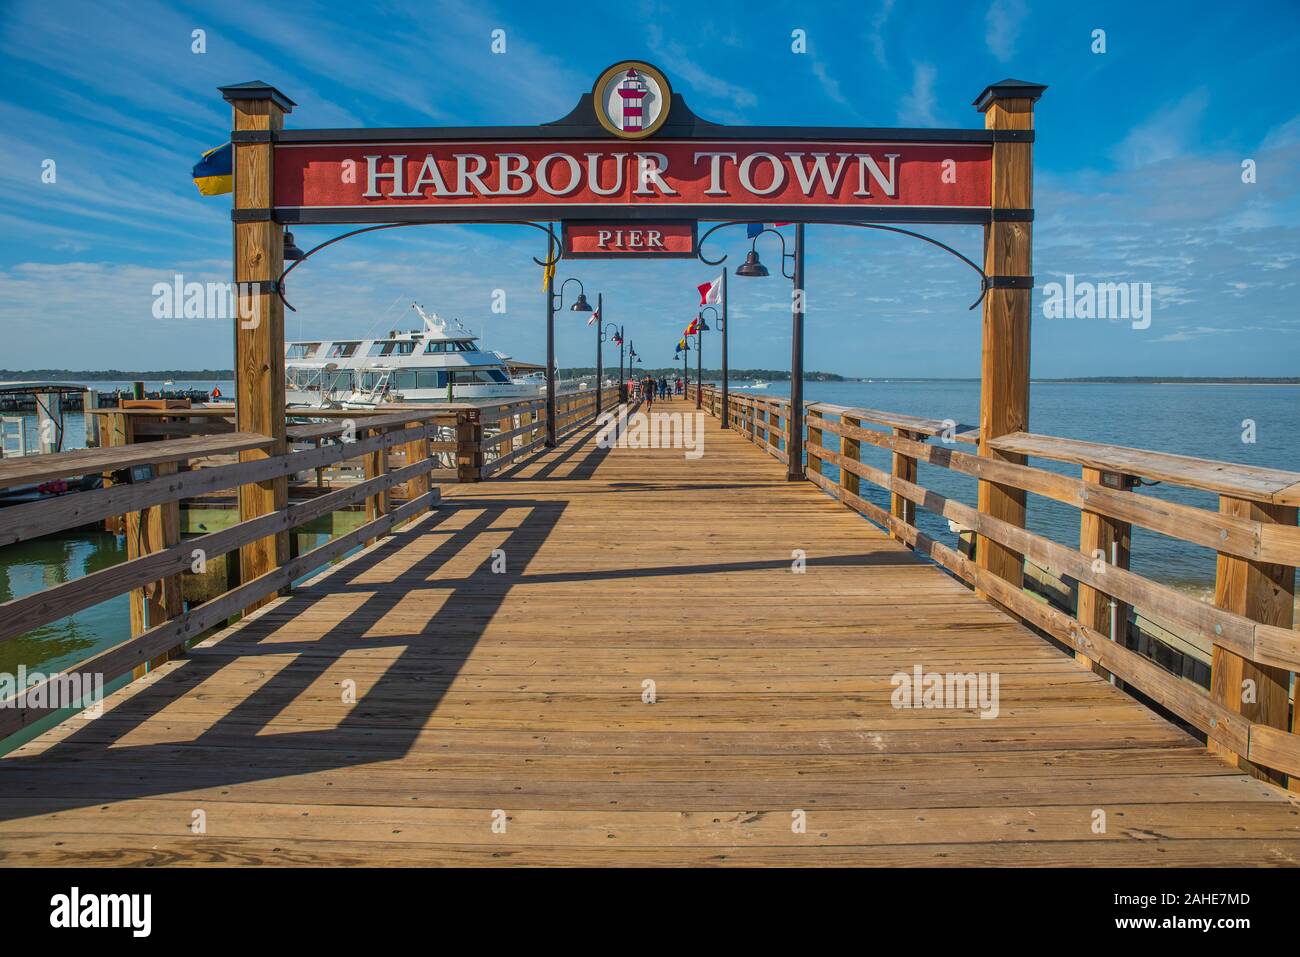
<box><xmin>219</xmin><ymin>63</ymin><xmax>1043</xmax><ymax>596</ymax></box>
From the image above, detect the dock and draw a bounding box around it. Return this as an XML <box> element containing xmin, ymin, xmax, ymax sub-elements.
<box><xmin>1</xmin><ymin>392</ymin><xmax>1298</xmax><ymax>866</ymax></box>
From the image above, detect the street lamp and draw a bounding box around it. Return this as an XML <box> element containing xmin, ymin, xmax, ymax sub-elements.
<box><xmin>676</xmin><ymin>336</ymin><xmax>691</xmax><ymax>400</ymax></box>
<box><xmin>693</xmin><ymin>313</ymin><xmax>713</xmax><ymax>409</ymax></box>
<box><xmin>731</xmin><ymin>226</ymin><xmax>802</xmax><ymax>481</ymax></box>
<box><xmin>546</xmin><ymin>275</ymin><xmax>591</xmax><ymax>446</ymax></box>
<box><xmin>601</xmin><ymin>320</ymin><xmax>626</xmax><ymax>404</ymax></box>
<box><xmin>699</xmin><ymin>219</ymin><xmax>990</xmax><ymax>478</ymax></box>
<box><xmin>698</xmin><ymin>305</ymin><xmax>722</xmax><ymax>413</ymax></box>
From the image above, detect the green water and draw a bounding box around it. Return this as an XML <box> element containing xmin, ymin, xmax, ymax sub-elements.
<box><xmin>0</xmin><ymin>531</ymin><xmax>130</xmax><ymax>676</ymax></box>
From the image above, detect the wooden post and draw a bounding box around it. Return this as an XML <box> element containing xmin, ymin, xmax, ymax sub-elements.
<box><xmin>81</xmin><ymin>390</ymin><xmax>99</xmax><ymax>447</ymax></box>
<box><xmin>1208</xmin><ymin>497</ymin><xmax>1296</xmax><ymax>785</ymax></box>
<box><xmin>457</xmin><ymin>409</ymin><xmax>483</xmax><ymax>482</ymax></box>
<box><xmin>1076</xmin><ymin>468</ymin><xmax>1132</xmax><ymax>679</ymax></box>
<box><xmin>840</xmin><ymin>413</ymin><xmax>861</xmax><ymax>500</ymax></box>
<box><xmin>890</xmin><ymin>427</ymin><xmax>919</xmax><ymax>537</ymax></box>
<box><xmin>361</xmin><ymin>426</ymin><xmax>390</xmax><ymax>546</ymax></box>
<box><xmin>974</xmin><ymin>78</ymin><xmax>1045</xmax><ymax>598</ymax></box>
<box><xmin>102</xmin><ymin>412</ymin><xmax>131</xmax><ymax>534</ymax></box>
<box><xmin>34</xmin><ymin>392</ymin><xmax>61</xmax><ymax>454</ymax></box>
<box><xmin>223</xmin><ymin>81</ymin><xmax>295</xmax><ymax>610</ymax></box>
<box><xmin>401</xmin><ymin>419</ymin><xmax>430</xmax><ymax>510</ymax></box>
<box><xmin>127</xmin><ymin>461</ymin><xmax>183</xmax><ymax>678</ymax></box>
<box><xmin>806</xmin><ymin>413</ymin><xmax>823</xmax><ymax>479</ymax></box>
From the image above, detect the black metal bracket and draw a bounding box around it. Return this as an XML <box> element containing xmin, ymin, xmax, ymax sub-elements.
<box><xmin>985</xmin><ymin>275</ymin><xmax>1034</xmax><ymax>289</ymax></box>
<box><xmin>991</xmin><ymin>208</ymin><xmax>1034</xmax><ymax>222</ymax></box>
<box><xmin>989</xmin><ymin>130</ymin><xmax>1035</xmax><ymax>143</ymax></box>
<box><xmin>232</xmin><ymin>208</ymin><xmax>275</xmax><ymax>223</ymax></box>
<box><xmin>231</xmin><ymin>130</ymin><xmax>278</xmax><ymax>144</ymax></box>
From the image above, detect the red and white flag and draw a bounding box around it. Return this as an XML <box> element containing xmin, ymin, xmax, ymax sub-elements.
<box><xmin>587</xmin><ymin>306</ymin><xmax>601</xmax><ymax>326</ymax></box>
<box><xmin>697</xmin><ymin>275</ymin><xmax>723</xmax><ymax>305</ymax></box>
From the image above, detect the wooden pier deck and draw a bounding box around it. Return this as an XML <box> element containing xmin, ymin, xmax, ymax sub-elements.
<box><xmin>1</xmin><ymin>395</ymin><xmax>1297</xmax><ymax>866</ymax></box>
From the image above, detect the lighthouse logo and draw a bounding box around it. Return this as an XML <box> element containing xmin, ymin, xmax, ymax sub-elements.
<box><xmin>593</xmin><ymin>61</ymin><xmax>672</xmax><ymax>139</ymax></box>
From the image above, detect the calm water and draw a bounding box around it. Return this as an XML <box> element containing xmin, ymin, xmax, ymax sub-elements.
<box><xmin>727</xmin><ymin>379</ymin><xmax>1300</xmax><ymax>594</ymax></box>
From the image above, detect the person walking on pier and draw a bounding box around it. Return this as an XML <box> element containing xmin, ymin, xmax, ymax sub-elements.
<box><xmin>643</xmin><ymin>374</ymin><xmax>656</xmax><ymax>408</ymax></box>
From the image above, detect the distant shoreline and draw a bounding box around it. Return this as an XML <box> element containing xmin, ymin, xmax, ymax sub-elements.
<box><xmin>2</xmin><ymin>371</ymin><xmax>1296</xmax><ymax>386</ymax></box>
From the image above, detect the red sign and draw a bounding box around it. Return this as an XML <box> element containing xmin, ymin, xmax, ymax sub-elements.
<box><xmin>273</xmin><ymin>141</ymin><xmax>991</xmax><ymax>216</ymax></box>
<box><xmin>563</xmin><ymin>221</ymin><xmax>696</xmax><ymax>258</ymax></box>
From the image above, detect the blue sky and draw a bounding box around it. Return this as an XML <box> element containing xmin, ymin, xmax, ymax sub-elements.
<box><xmin>1</xmin><ymin>0</ymin><xmax>1298</xmax><ymax>376</ymax></box>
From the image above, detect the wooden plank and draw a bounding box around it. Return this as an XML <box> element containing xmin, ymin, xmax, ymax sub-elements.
<box><xmin>0</xmin><ymin>431</ymin><xmax>274</xmax><ymax>490</ymax></box>
<box><xmin>991</xmin><ymin>431</ymin><xmax>1300</xmax><ymax>506</ymax></box>
<box><xmin>1076</xmin><ymin>467</ymin><xmax>1131</xmax><ymax>678</ymax></box>
<box><xmin>1209</xmin><ymin>497</ymin><xmax>1297</xmax><ymax>785</ymax></box>
<box><xmin>0</xmin><ymin>421</ymin><xmax>437</xmax><ymax>546</ymax></box>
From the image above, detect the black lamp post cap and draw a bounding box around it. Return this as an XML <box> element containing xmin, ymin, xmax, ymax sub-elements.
<box><xmin>571</xmin><ymin>292</ymin><xmax>592</xmax><ymax>311</ymax></box>
<box><xmin>283</xmin><ymin>231</ymin><xmax>306</xmax><ymax>261</ymax></box>
<box><xmin>736</xmin><ymin>250</ymin><xmax>769</xmax><ymax>278</ymax></box>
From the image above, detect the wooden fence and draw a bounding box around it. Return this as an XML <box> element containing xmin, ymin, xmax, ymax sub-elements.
<box><xmin>692</xmin><ymin>383</ymin><xmax>1300</xmax><ymax>787</ymax></box>
<box><xmin>0</xmin><ymin>387</ymin><xmax>618</xmax><ymax>738</ymax></box>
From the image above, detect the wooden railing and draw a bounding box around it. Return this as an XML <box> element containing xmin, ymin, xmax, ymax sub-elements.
<box><xmin>0</xmin><ymin>386</ymin><xmax>625</xmax><ymax>740</ymax></box>
<box><xmin>694</xmin><ymin>383</ymin><xmax>1300</xmax><ymax>786</ymax></box>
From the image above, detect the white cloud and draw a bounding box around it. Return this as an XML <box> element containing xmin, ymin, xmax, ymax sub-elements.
<box><xmin>897</xmin><ymin>63</ymin><xmax>938</xmax><ymax>126</ymax></box>
<box><xmin>985</xmin><ymin>0</ymin><xmax>1029</xmax><ymax>62</ymax></box>
<box><xmin>1111</xmin><ymin>89</ymin><xmax>1210</xmax><ymax>169</ymax></box>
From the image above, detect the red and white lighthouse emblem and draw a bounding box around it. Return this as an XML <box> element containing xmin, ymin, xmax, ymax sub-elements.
<box><xmin>616</xmin><ymin>68</ymin><xmax>648</xmax><ymax>132</ymax></box>
<box><xmin>593</xmin><ymin>61</ymin><xmax>672</xmax><ymax>140</ymax></box>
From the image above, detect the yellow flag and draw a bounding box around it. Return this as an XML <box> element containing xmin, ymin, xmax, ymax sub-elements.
<box><xmin>542</xmin><ymin>234</ymin><xmax>556</xmax><ymax>290</ymax></box>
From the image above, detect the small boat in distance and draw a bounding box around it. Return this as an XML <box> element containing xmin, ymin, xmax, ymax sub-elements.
<box><xmin>737</xmin><ymin>380</ymin><xmax>769</xmax><ymax>390</ymax></box>
<box><xmin>285</xmin><ymin>303</ymin><xmax>544</xmax><ymax>408</ymax></box>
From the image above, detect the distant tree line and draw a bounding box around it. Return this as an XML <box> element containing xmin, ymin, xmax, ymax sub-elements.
<box><xmin>564</xmin><ymin>368</ymin><xmax>847</xmax><ymax>381</ymax></box>
<box><xmin>0</xmin><ymin>369</ymin><xmax>234</xmax><ymax>380</ymax></box>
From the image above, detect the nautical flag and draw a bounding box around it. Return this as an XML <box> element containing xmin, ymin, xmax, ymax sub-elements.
<box><xmin>587</xmin><ymin>306</ymin><xmax>600</xmax><ymax>326</ymax></box>
<box><xmin>613</xmin><ymin>330</ymin><xmax>623</xmax><ymax>345</ymax></box>
<box><xmin>542</xmin><ymin>234</ymin><xmax>556</xmax><ymax>290</ymax></box>
<box><xmin>684</xmin><ymin>317</ymin><xmax>700</xmax><ymax>336</ymax></box>
<box><xmin>192</xmin><ymin>143</ymin><xmax>233</xmax><ymax>196</ymax></box>
<box><xmin>745</xmin><ymin>222</ymin><xmax>791</xmax><ymax>238</ymax></box>
<box><xmin>697</xmin><ymin>275</ymin><xmax>723</xmax><ymax>305</ymax></box>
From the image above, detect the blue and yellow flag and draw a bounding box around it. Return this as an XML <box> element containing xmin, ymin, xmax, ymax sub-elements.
<box><xmin>192</xmin><ymin>143</ymin><xmax>233</xmax><ymax>196</ymax></box>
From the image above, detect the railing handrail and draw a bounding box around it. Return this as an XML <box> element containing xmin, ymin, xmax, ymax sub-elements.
<box><xmin>697</xmin><ymin>382</ymin><xmax>1300</xmax><ymax>785</ymax></box>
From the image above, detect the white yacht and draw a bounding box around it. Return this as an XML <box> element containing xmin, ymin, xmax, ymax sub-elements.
<box><xmin>285</xmin><ymin>304</ymin><xmax>544</xmax><ymax>408</ymax></box>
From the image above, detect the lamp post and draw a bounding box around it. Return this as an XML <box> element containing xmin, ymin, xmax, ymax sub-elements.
<box><xmin>593</xmin><ymin>292</ymin><xmax>603</xmax><ymax>417</ymax></box>
<box><xmin>694</xmin><ymin>313</ymin><xmax>713</xmax><ymax>410</ymax></box>
<box><xmin>628</xmin><ymin>343</ymin><xmax>641</xmax><ymax>400</ymax></box>
<box><xmin>676</xmin><ymin>337</ymin><xmax>691</xmax><ymax>400</ymax></box>
<box><xmin>734</xmin><ymin>226</ymin><xmax>803</xmax><ymax>481</ymax></box>
<box><xmin>545</xmin><ymin>274</ymin><xmax>592</xmax><ymax>446</ymax></box>
<box><xmin>601</xmin><ymin>320</ymin><xmax>626</xmax><ymax>404</ymax></box>
<box><xmin>698</xmin><ymin>306</ymin><xmax>721</xmax><ymax>414</ymax></box>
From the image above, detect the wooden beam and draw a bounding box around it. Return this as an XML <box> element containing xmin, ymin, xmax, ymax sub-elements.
<box><xmin>975</xmin><ymin>84</ymin><xmax>1040</xmax><ymax>598</ymax></box>
<box><xmin>125</xmin><ymin>461</ymin><xmax>183</xmax><ymax>679</ymax></box>
<box><xmin>890</xmin><ymin>427</ymin><xmax>919</xmax><ymax>538</ymax></box>
<box><xmin>1076</xmin><ymin>468</ymin><xmax>1132</xmax><ymax>679</ymax></box>
<box><xmin>1209</xmin><ymin>496</ymin><xmax>1296</xmax><ymax>785</ymax></box>
<box><xmin>229</xmin><ymin>87</ymin><xmax>291</xmax><ymax>611</ymax></box>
